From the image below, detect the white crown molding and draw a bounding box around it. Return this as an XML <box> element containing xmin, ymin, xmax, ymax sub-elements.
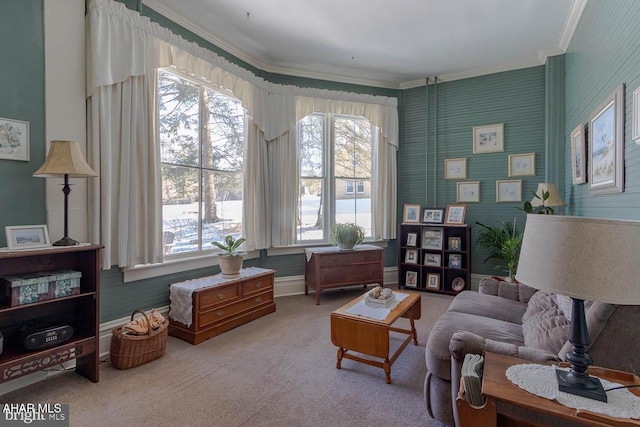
<box><xmin>559</xmin><ymin>0</ymin><xmax>588</xmax><ymax>52</ymax></box>
<box><xmin>399</xmin><ymin>57</ymin><xmax>544</xmax><ymax>90</ymax></box>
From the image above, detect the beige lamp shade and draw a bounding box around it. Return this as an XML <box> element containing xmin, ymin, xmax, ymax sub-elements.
<box><xmin>33</xmin><ymin>140</ymin><xmax>97</xmax><ymax>178</ymax></box>
<box><xmin>516</xmin><ymin>215</ymin><xmax>640</xmax><ymax>305</ymax></box>
<box><xmin>530</xmin><ymin>183</ymin><xmax>565</xmax><ymax>207</ymax></box>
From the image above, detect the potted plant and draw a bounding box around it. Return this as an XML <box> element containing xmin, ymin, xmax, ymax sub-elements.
<box><xmin>475</xmin><ymin>218</ymin><xmax>523</xmax><ymax>282</ymax></box>
<box><xmin>212</xmin><ymin>235</ymin><xmax>246</xmax><ymax>278</ymax></box>
<box><xmin>331</xmin><ymin>223</ymin><xmax>365</xmax><ymax>250</ymax></box>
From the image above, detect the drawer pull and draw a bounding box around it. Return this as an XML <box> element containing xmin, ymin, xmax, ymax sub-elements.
<box><xmin>255</xmin><ymin>296</ymin><xmax>262</xmax><ymax>303</ymax></box>
<box><xmin>217</xmin><ymin>293</ymin><xmax>225</xmax><ymax>299</ymax></box>
<box><xmin>216</xmin><ymin>310</ymin><xmax>224</xmax><ymax>317</ymax></box>
<box><xmin>255</xmin><ymin>281</ymin><xmax>262</xmax><ymax>288</ymax></box>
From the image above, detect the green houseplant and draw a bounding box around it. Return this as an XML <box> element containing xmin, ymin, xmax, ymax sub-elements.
<box><xmin>212</xmin><ymin>235</ymin><xmax>246</xmax><ymax>278</ymax></box>
<box><xmin>475</xmin><ymin>218</ymin><xmax>523</xmax><ymax>282</ymax></box>
<box><xmin>331</xmin><ymin>223</ymin><xmax>365</xmax><ymax>250</ymax></box>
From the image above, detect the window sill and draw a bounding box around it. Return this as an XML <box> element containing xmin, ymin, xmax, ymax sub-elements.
<box><xmin>266</xmin><ymin>240</ymin><xmax>387</xmax><ymax>257</ymax></box>
<box><xmin>122</xmin><ymin>250</ymin><xmax>260</xmax><ymax>283</ymax></box>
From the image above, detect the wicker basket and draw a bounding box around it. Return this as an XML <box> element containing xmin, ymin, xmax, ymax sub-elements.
<box><xmin>110</xmin><ymin>309</ymin><xmax>168</xmax><ymax>370</ymax></box>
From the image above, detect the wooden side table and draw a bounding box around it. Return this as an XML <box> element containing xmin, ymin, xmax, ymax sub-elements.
<box><xmin>457</xmin><ymin>352</ymin><xmax>640</xmax><ymax>427</ymax></box>
<box><xmin>304</xmin><ymin>244</ymin><xmax>384</xmax><ymax>304</ymax></box>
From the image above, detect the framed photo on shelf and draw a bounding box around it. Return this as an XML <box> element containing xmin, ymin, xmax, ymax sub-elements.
<box><xmin>448</xmin><ymin>254</ymin><xmax>462</xmax><ymax>269</ymax></box>
<box><xmin>570</xmin><ymin>124</ymin><xmax>587</xmax><ymax>185</ymax></box>
<box><xmin>496</xmin><ymin>180</ymin><xmax>522</xmax><ymax>202</ymax></box>
<box><xmin>423</xmin><ymin>208</ymin><xmax>444</xmax><ymax>224</ymax></box>
<box><xmin>5</xmin><ymin>225</ymin><xmax>50</xmax><ymax>250</ymax></box>
<box><xmin>426</xmin><ymin>273</ymin><xmax>440</xmax><ymax>290</ymax></box>
<box><xmin>424</xmin><ymin>253</ymin><xmax>441</xmax><ymax>267</ymax></box>
<box><xmin>456</xmin><ymin>181</ymin><xmax>480</xmax><ymax>203</ymax></box>
<box><xmin>472</xmin><ymin>123</ymin><xmax>504</xmax><ymax>154</ymax></box>
<box><xmin>444</xmin><ymin>158</ymin><xmax>467</xmax><ymax>179</ymax></box>
<box><xmin>448</xmin><ymin>237</ymin><xmax>461</xmax><ymax>251</ymax></box>
<box><xmin>589</xmin><ymin>84</ymin><xmax>624</xmax><ymax>195</ymax></box>
<box><xmin>403</xmin><ymin>204</ymin><xmax>422</xmax><ymax>223</ymax></box>
<box><xmin>508</xmin><ymin>153</ymin><xmax>535</xmax><ymax>177</ymax></box>
<box><xmin>405</xmin><ymin>249</ymin><xmax>419</xmax><ymax>264</ymax></box>
<box><xmin>405</xmin><ymin>271</ymin><xmax>418</xmax><ymax>288</ymax></box>
<box><xmin>406</xmin><ymin>232</ymin><xmax>417</xmax><ymax>247</ymax></box>
<box><xmin>444</xmin><ymin>204</ymin><xmax>466</xmax><ymax>225</ymax></box>
<box><xmin>422</xmin><ymin>228</ymin><xmax>443</xmax><ymax>250</ymax></box>
<box><xmin>0</xmin><ymin>117</ymin><xmax>30</xmax><ymax>161</ymax></box>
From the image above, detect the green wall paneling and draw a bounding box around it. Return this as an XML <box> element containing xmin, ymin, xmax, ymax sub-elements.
<box><xmin>399</xmin><ymin>67</ymin><xmax>547</xmax><ymax>275</ymax></box>
<box><xmin>0</xmin><ymin>0</ymin><xmax>46</xmax><ymax>247</ymax></box>
<box><xmin>565</xmin><ymin>0</ymin><xmax>640</xmax><ymax>219</ymax></box>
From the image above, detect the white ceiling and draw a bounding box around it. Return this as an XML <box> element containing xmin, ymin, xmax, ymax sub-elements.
<box><xmin>143</xmin><ymin>0</ymin><xmax>584</xmax><ymax>89</ymax></box>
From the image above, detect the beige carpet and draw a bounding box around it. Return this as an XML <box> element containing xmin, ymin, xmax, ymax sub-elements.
<box><xmin>1</xmin><ymin>288</ymin><xmax>452</xmax><ymax>427</ymax></box>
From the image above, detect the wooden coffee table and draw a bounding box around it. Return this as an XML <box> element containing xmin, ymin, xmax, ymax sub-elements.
<box><xmin>330</xmin><ymin>290</ymin><xmax>421</xmax><ymax>384</ymax></box>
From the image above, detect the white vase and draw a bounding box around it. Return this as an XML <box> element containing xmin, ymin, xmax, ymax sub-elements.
<box><xmin>218</xmin><ymin>254</ymin><xmax>244</xmax><ymax>278</ymax></box>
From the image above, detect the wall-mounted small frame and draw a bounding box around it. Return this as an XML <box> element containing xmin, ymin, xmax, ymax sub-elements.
<box><xmin>570</xmin><ymin>124</ymin><xmax>587</xmax><ymax>185</ymax></box>
<box><xmin>589</xmin><ymin>84</ymin><xmax>624</xmax><ymax>195</ymax></box>
<box><xmin>5</xmin><ymin>225</ymin><xmax>50</xmax><ymax>250</ymax></box>
<box><xmin>633</xmin><ymin>87</ymin><xmax>640</xmax><ymax>144</ymax></box>
<box><xmin>444</xmin><ymin>158</ymin><xmax>467</xmax><ymax>179</ymax></box>
<box><xmin>457</xmin><ymin>181</ymin><xmax>480</xmax><ymax>203</ymax></box>
<box><xmin>496</xmin><ymin>180</ymin><xmax>522</xmax><ymax>202</ymax></box>
<box><xmin>472</xmin><ymin>123</ymin><xmax>504</xmax><ymax>154</ymax></box>
<box><xmin>508</xmin><ymin>153</ymin><xmax>535</xmax><ymax>177</ymax></box>
<box><xmin>0</xmin><ymin>117</ymin><xmax>30</xmax><ymax>161</ymax></box>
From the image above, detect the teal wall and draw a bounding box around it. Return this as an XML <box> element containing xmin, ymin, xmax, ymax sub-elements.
<box><xmin>564</xmin><ymin>0</ymin><xmax>640</xmax><ymax>219</ymax></box>
<box><xmin>399</xmin><ymin>67</ymin><xmax>548</xmax><ymax>275</ymax></box>
<box><xmin>0</xmin><ymin>0</ymin><xmax>46</xmax><ymax>247</ymax></box>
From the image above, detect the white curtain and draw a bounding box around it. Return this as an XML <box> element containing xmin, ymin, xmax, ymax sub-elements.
<box><xmin>268</xmin><ymin>130</ymin><xmax>298</xmax><ymax>247</ymax></box>
<box><xmin>373</xmin><ymin>129</ymin><xmax>397</xmax><ymax>239</ymax></box>
<box><xmin>86</xmin><ymin>0</ymin><xmax>398</xmax><ymax>268</ymax></box>
<box><xmin>87</xmin><ymin>71</ymin><xmax>162</xmax><ymax>269</ymax></box>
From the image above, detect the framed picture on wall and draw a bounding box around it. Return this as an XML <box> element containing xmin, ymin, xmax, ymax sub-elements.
<box><xmin>570</xmin><ymin>124</ymin><xmax>587</xmax><ymax>185</ymax></box>
<box><xmin>456</xmin><ymin>181</ymin><xmax>480</xmax><ymax>203</ymax></box>
<box><xmin>508</xmin><ymin>153</ymin><xmax>535</xmax><ymax>177</ymax></box>
<box><xmin>444</xmin><ymin>158</ymin><xmax>467</xmax><ymax>179</ymax></box>
<box><xmin>0</xmin><ymin>117</ymin><xmax>29</xmax><ymax>161</ymax></box>
<box><xmin>472</xmin><ymin>123</ymin><xmax>504</xmax><ymax>154</ymax></box>
<box><xmin>589</xmin><ymin>84</ymin><xmax>624</xmax><ymax>195</ymax></box>
<box><xmin>496</xmin><ymin>180</ymin><xmax>522</xmax><ymax>202</ymax></box>
<box><xmin>633</xmin><ymin>87</ymin><xmax>640</xmax><ymax>143</ymax></box>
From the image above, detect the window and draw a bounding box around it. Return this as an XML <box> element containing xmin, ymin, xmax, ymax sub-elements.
<box><xmin>297</xmin><ymin>113</ymin><xmax>372</xmax><ymax>243</ymax></box>
<box><xmin>158</xmin><ymin>69</ymin><xmax>245</xmax><ymax>256</ymax></box>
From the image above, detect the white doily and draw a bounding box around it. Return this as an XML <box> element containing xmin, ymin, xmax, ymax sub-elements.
<box><xmin>344</xmin><ymin>292</ymin><xmax>408</xmax><ymax>321</ymax></box>
<box><xmin>506</xmin><ymin>363</ymin><xmax>640</xmax><ymax>419</ymax></box>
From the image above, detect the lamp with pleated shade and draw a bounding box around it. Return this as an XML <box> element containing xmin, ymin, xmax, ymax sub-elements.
<box><xmin>33</xmin><ymin>140</ymin><xmax>97</xmax><ymax>246</ymax></box>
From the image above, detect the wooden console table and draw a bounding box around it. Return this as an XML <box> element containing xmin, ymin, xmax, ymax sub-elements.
<box><xmin>168</xmin><ymin>268</ymin><xmax>276</xmax><ymax>344</ymax></box>
<box><xmin>457</xmin><ymin>352</ymin><xmax>640</xmax><ymax>427</ymax></box>
<box><xmin>304</xmin><ymin>245</ymin><xmax>384</xmax><ymax>305</ymax></box>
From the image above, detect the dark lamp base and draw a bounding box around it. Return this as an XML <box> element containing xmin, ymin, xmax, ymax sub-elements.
<box><xmin>556</xmin><ymin>368</ymin><xmax>607</xmax><ymax>402</ymax></box>
<box><xmin>53</xmin><ymin>236</ymin><xmax>79</xmax><ymax>246</ymax></box>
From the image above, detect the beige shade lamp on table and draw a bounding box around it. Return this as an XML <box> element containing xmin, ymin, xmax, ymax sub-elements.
<box><xmin>516</xmin><ymin>214</ymin><xmax>640</xmax><ymax>402</ymax></box>
<box><xmin>33</xmin><ymin>140</ymin><xmax>97</xmax><ymax>246</ymax></box>
<box><xmin>529</xmin><ymin>182</ymin><xmax>565</xmax><ymax>214</ymax></box>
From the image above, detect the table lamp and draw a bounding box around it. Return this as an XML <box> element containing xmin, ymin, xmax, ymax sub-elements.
<box><xmin>529</xmin><ymin>182</ymin><xmax>565</xmax><ymax>214</ymax></box>
<box><xmin>33</xmin><ymin>140</ymin><xmax>98</xmax><ymax>246</ymax></box>
<box><xmin>516</xmin><ymin>215</ymin><xmax>640</xmax><ymax>402</ymax></box>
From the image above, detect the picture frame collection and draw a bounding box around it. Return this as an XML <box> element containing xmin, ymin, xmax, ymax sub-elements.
<box><xmin>403</xmin><ymin>204</ymin><xmax>466</xmax><ymax>226</ymax></box>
